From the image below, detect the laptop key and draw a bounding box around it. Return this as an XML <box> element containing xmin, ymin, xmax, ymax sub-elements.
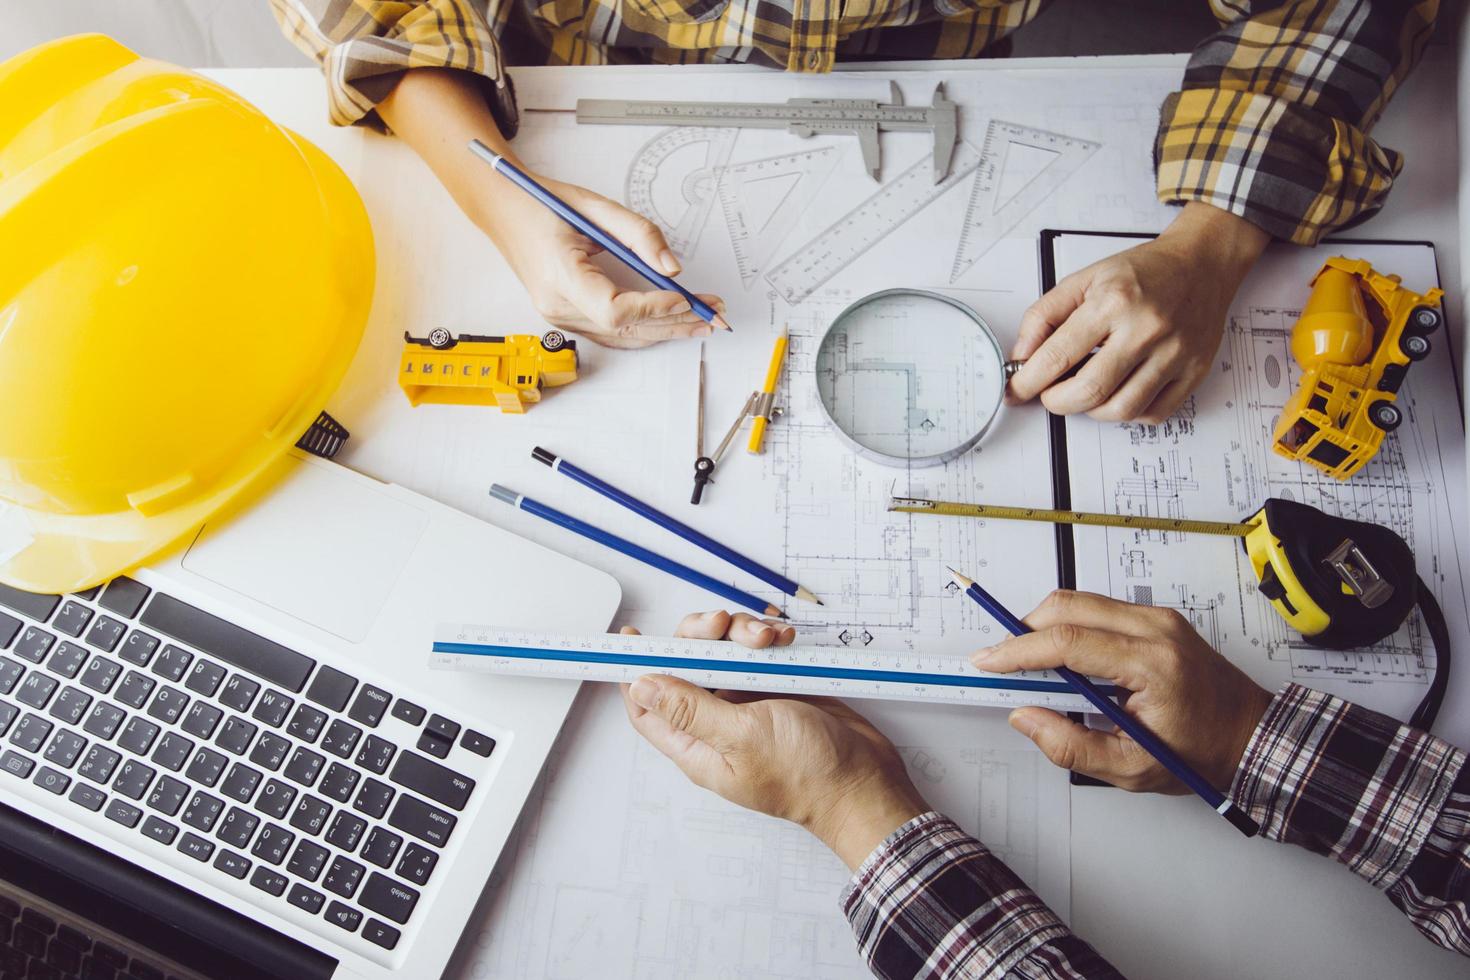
<box><xmin>16</xmin><ymin>672</ymin><xmax>58</xmax><ymax>710</ymax></box>
<box><xmin>361</xmin><ymin>828</ymin><xmax>402</xmax><ymax>869</ymax></box>
<box><xmin>320</xmin><ymin>719</ymin><xmax>362</xmax><ymax>759</ymax></box>
<box><xmin>396</xmin><ymin>842</ymin><xmax>439</xmax><ymax>886</ymax></box>
<box><xmin>146</xmin><ymin>686</ymin><xmax>189</xmax><ymax>725</ymax></box>
<box><xmin>84</xmin><ymin>616</ymin><xmax>126</xmax><ymax>654</ymax></box>
<box><xmin>359</xmin><ymin>872</ymin><xmax>419</xmax><ymax>925</ymax></box>
<box><xmin>362</xmin><ymin>919</ymin><xmax>401</xmax><ymax>951</ymax></box>
<box><xmin>287</xmin><ymin>839</ymin><xmax>330</xmax><ymax>882</ymax></box>
<box><xmin>352</xmin><ymin>778</ymin><xmax>394</xmax><ymax>819</ymax></box>
<box><xmin>0</xmin><ymin>613</ymin><xmax>18</xmax><ymax>650</ymax></box>
<box><xmin>47</xmin><ymin>641</ymin><xmax>88</xmax><ymax>679</ymax></box>
<box><xmin>117</xmin><ymin>717</ymin><xmax>160</xmax><ymax>756</ymax></box>
<box><xmin>287</xmin><ymin>704</ymin><xmax>328</xmax><ymax>744</ymax></box>
<box><xmin>252</xmin><ymin>689</ymin><xmax>293</xmax><ymax>728</ymax></box>
<box><xmin>215</xmin><ymin>716</ymin><xmax>258</xmax><ymax>756</ymax></box>
<box><xmin>68</xmin><ymin>783</ymin><xmax>106</xmax><ymax>812</ymax></box>
<box><xmin>0</xmin><ymin>584</ymin><xmax>60</xmax><ymax>621</ymax></box>
<box><xmin>416</xmin><ymin>730</ymin><xmax>453</xmax><ymax>760</ymax></box>
<box><xmin>461</xmin><ymin>730</ymin><xmax>496</xmax><ymax>757</ymax></box>
<box><xmin>141</xmin><ymin>815</ymin><xmax>179</xmax><ymax>845</ymax></box>
<box><xmin>320</xmin><ymin>763</ymin><xmax>359</xmax><ymax>804</ymax></box>
<box><xmin>82</xmin><ymin>702</ymin><xmax>125</xmax><ymax>740</ymax></box>
<box><xmin>249</xmin><ymin>732</ymin><xmax>290</xmax><ymax>772</ymax></box>
<box><xmin>388</xmin><ymin>796</ymin><xmax>456</xmax><ymax>848</ymax></box>
<box><xmin>78</xmin><ymin>745</ymin><xmax>121</xmax><ymax>784</ymax></box>
<box><xmin>0</xmin><ymin>656</ymin><xmax>22</xmax><ymax>694</ymax></box>
<box><xmin>0</xmin><ymin>702</ymin><xmax>15</xmax><ymax>739</ymax></box>
<box><xmin>347</xmin><ymin>686</ymin><xmax>391</xmax><ymax>728</ymax></box>
<box><xmin>304</xmin><ymin>666</ymin><xmax>356</xmax><ymax>712</ymax></box>
<box><xmin>111</xmin><ymin>760</ymin><xmax>156</xmax><ymax>801</ymax></box>
<box><xmin>322</xmin><ymin>856</ymin><xmax>365</xmax><ymax>899</ymax></box>
<box><xmin>289</xmin><ymin>794</ymin><xmax>332</xmax><ymax>837</ymax></box>
<box><xmin>183</xmin><ymin>791</ymin><xmax>225</xmax><ymax>833</ymax></box>
<box><xmin>151</xmin><ymin>645</ymin><xmax>193</xmax><ymax>682</ymax></box>
<box><xmin>325</xmin><ymin>812</ymin><xmax>367</xmax><ymax>853</ymax></box>
<box><xmin>115</xmin><ymin>670</ymin><xmax>155</xmax><ymax>709</ymax></box>
<box><xmin>356</xmin><ymin>735</ymin><xmax>396</xmax><ymax>775</ymax></box>
<box><xmin>99</xmin><ymin>577</ymin><xmax>151</xmax><ymax>619</ymax></box>
<box><xmin>184</xmin><ymin>747</ymin><xmax>227</xmax><ymax>787</ymax></box>
<box><xmin>1</xmin><ymin>751</ymin><xmax>34</xmax><ymax>778</ymax></box>
<box><xmin>53</xmin><ymin>601</ymin><xmax>93</xmax><ymax>638</ymax></box>
<box><xmin>216</xmin><ymin>807</ymin><xmax>260</xmax><ymax>849</ymax></box>
<box><xmin>104</xmin><ymin>800</ymin><xmax>142</xmax><ymax>828</ymax></box>
<box><xmin>13</xmin><ymin>627</ymin><xmax>56</xmax><ymax>664</ymax></box>
<box><xmin>10</xmin><ymin>712</ymin><xmax>52</xmax><ymax>752</ymax></box>
<box><xmin>151</xmin><ymin>732</ymin><xmax>194</xmax><ymax>772</ymax></box>
<box><xmin>221</xmin><ymin>763</ymin><xmax>263</xmax><ymax>803</ymax></box>
<box><xmin>251</xmin><ymin>824</ymin><xmax>294</xmax><ymax>866</ymax></box>
<box><xmin>146</xmin><ymin>775</ymin><xmax>189</xmax><ymax>817</ymax></box>
<box><xmin>184</xmin><ymin>659</ymin><xmax>226</xmax><ymax>697</ymax></box>
<box><xmin>250</xmin><ymin>867</ymin><xmax>288</xmax><ymax>897</ymax></box>
<box><xmin>255</xmin><ymin>778</ymin><xmax>297</xmax><ymax>820</ymax></box>
<box><xmin>79</xmin><ymin>656</ymin><xmax>122</xmax><ymax>695</ymax></box>
<box><xmin>48</xmin><ymin>686</ymin><xmax>92</xmax><ymax>726</ymax></box>
<box><xmin>177</xmin><ymin>833</ymin><xmax>215</xmax><ymax>863</ymax></box>
<box><xmin>181</xmin><ymin>701</ymin><xmax>224</xmax><ymax>740</ymax></box>
<box><xmin>43</xmin><ymin>729</ymin><xmax>86</xmax><ymax>769</ymax></box>
<box><xmin>32</xmin><ymin>765</ymin><xmax>70</xmax><ymax>795</ymax></box>
<box><xmin>140</xmin><ymin>593</ymin><xmax>316</xmax><ymax>692</ymax></box>
<box><xmin>389</xmin><ymin>751</ymin><xmax>475</xmax><ymax>810</ymax></box>
<box><xmin>324</xmin><ymin>901</ymin><xmax>362</xmax><ymax>934</ymax></box>
<box><xmin>286</xmin><ymin>884</ymin><xmax>324</xmax><ymax>915</ymax></box>
<box><xmin>118</xmin><ymin>630</ymin><xmax>160</xmax><ymax>667</ymax></box>
<box><xmin>284</xmin><ymin>747</ymin><xmax>325</xmax><ymax>788</ymax></box>
<box><xmin>213</xmin><ymin>849</ymin><xmax>251</xmax><ymax>880</ymax></box>
<box><xmin>390</xmin><ymin>700</ymin><xmax>425</xmax><ymax>726</ymax></box>
<box><xmin>219</xmin><ymin>674</ymin><xmax>261</xmax><ymax>713</ymax></box>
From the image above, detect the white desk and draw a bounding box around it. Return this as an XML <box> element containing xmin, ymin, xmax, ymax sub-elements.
<box><xmin>213</xmin><ymin>48</ymin><xmax>1464</xmax><ymax>980</ymax></box>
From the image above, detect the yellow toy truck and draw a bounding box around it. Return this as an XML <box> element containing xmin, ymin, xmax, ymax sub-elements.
<box><xmin>1272</xmin><ymin>257</ymin><xmax>1444</xmax><ymax>479</ymax></box>
<box><xmin>398</xmin><ymin>328</ymin><xmax>579</xmax><ymax>413</ymax></box>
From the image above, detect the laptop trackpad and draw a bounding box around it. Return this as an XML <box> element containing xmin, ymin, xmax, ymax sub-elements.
<box><xmin>182</xmin><ymin>463</ymin><xmax>428</xmax><ymax>644</ymax></box>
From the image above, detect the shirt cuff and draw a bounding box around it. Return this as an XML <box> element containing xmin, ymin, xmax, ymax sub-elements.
<box><xmin>1230</xmin><ymin>683</ymin><xmax>1466</xmax><ymax>889</ymax></box>
<box><xmin>1154</xmin><ymin>88</ymin><xmax>1402</xmax><ymax>246</ymax></box>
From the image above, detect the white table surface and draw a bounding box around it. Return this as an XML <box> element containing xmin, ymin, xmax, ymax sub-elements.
<box><xmin>210</xmin><ymin>49</ymin><xmax>1465</xmax><ymax>980</ymax></box>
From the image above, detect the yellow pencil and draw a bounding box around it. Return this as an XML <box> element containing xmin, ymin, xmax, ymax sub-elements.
<box><xmin>747</xmin><ymin>329</ymin><xmax>788</xmax><ymax>454</ymax></box>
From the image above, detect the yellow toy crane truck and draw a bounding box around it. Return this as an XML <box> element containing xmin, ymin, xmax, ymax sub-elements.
<box><xmin>398</xmin><ymin>328</ymin><xmax>579</xmax><ymax>413</ymax></box>
<box><xmin>1272</xmin><ymin>257</ymin><xmax>1444</xmax><ymax>479</ymax></box>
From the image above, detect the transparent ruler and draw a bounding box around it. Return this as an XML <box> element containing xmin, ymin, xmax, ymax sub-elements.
<box><xmin>430</xmin><ymin>625</ymin><xmax>1102</xmax><ymax>711</ymax></box>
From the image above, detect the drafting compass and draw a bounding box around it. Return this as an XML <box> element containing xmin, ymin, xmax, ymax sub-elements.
<box><xmin>691</xmin><ymin>344</ymin><xmax>780</xmax><ymax>504</ymax></box>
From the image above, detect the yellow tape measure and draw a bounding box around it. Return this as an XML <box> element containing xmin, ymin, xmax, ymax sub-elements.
<box><xmin>888</xmin><ymin>497</ymin><xmax>1256</xmax><ymax>537</ymax></box>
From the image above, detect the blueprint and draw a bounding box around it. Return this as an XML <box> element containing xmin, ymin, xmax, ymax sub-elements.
<box><xmin>1058</xmin><ymin>235</ymin><xmax>1469</xmax><ymax>725</ymax></box>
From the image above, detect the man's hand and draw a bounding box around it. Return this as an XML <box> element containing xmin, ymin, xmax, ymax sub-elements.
<box><xmin>974</xmin><ymin>590</ymin><xmax>1273</xmax><ymax>792</ymax></box>
<box><xmin>620</xmin><ymin>611</ymin><xmax>928</xmax><ymax>869</ymax></box>
<box><xmin>1008</xmin><ymin>202</ymin><xmax>1270</xmax><ymax>422</ymax></box>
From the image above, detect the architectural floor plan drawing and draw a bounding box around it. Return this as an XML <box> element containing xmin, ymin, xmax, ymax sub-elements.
<box><xmin>1059</xmin><ymin>235</ymin><xmax>1468</xmax><ymax>722</ymax></box>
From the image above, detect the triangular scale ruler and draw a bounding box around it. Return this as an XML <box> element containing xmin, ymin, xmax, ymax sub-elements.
<box><xmin>949</xmin><ymin>121</ymin><xmax>1100</xmax><ymax>283</ymax></box>
<box><xmin>765</xmin><ymin>140</ymin><xmax>984</xmax><ymax>306</ymax></box>
<box><xmin>716</xmin><ymin>146</ymin><xmax>840</xmax><ymax>288</ymax></box>
<box><xmin>625</xmin><ymin>127</ymin><xmax>737</xmax><ymax>257</ymax></box>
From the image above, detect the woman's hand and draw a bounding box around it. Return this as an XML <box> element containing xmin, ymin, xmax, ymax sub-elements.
<box><xmin>620</xmin><ymin>611</ymin><xmax>928</xmax><ymax>869</ymax></box>
<box><xmin>1007</xmin><ymin>202</ymin><xmax>1270</xmax><ymax>422</ymax></box>
<box><xmin>975</xmin><ymin>589</ymin><xmax>1274</xmax><ymax>793</ymax></box>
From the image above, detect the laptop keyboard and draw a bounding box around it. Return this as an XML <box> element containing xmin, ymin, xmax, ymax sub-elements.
<box><xmin>0</xmin><ymin>578</ymin><xmax>497</xmax><ymax>960</ymax></box>
<box><xmin>0</xmin><ymin>881</ymin><xmax>200</xmax><ymax>980</ymax></box>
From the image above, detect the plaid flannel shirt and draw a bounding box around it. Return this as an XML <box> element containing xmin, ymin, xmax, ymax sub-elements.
<box><xmin>271</xmin><ymin>0</ymin><xmax>1437</xmax><ymax>245</ymax></box>
<box><xmin>843</xmin><ymin>684</ymin><xmax>1469</xmax><ymax>978</ymax></box>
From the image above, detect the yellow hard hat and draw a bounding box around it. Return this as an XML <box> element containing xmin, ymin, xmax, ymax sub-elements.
<box><xmin>0</xmin><ymin>35</ymin><xmax>375</xmax><ymax>594</ymax></box>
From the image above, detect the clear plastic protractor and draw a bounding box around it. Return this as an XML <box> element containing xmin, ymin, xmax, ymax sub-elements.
<box><xmin>814</xmin><ymin>289</ymin><xmax>1006</xmax><ymax>467</ymax></box>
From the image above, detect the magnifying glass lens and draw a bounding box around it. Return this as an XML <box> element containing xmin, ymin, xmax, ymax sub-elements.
<box><xmin>815</xmin><ymin>290</ymin><xmax>1006</xmax><ymax>467</ymax></box>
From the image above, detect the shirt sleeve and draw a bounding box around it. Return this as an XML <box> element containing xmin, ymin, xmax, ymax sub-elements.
<box><xmin>841</xmin><ymin>812</ymin><xmax>1125</xmax><ymax>979</ymax></box>
<box><xmin>1155</xmin><ymin>0</ymin><xmax>1439</xmax><ymax>244</ymax></box>
<box><xmin>1231</xmin><ymin>683</ymin><xmax>1470</xmax><ymax>955</ymax></box>
<box><xmin>268</xmin><ymin>0</ymin><xmax>519</xmax><ymax>136</ymax></box>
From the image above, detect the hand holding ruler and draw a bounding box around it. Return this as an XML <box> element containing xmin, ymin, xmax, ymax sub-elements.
<box><xmin>429</xmin><ymin>625</ymin><xmax>1105</xmax><ymax>712</ymax></box>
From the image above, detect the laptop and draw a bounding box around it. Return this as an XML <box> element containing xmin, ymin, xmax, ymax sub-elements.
<box><xmin>0</xmin><ymin>452</ymin><xmax>622</xmax><ymax>979</ymax></box>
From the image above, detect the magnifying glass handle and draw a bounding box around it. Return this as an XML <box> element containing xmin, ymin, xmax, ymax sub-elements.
<box><xmin>1004</xmin><ymin>351</ymin><xmax>1095</xmax><ymax>385</ymax></box>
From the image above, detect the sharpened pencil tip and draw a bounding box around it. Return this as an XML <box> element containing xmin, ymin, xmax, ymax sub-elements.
<box><xmin>795</xmin><ymin>586</ymin><xmax>822</xmax><ymax>605</ymax></box>
<box><xmin>767</xmin><ymin>604</ymin><xmax>787</xmax><ymax>619</ymax></box>
<box><xmin>946</xmin><ymin>565</ymin><xmax>975</xmax><ymax>588</ymax></box>
<box><xmin>712</xmin><ymin>313</ymin><xmax>733</xmax><ymax>332</ymax></box>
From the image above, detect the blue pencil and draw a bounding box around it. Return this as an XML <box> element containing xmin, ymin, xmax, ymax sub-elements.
<box><xmin>947</xmin><ymin>566</ymin><xmax>1259</xmax><ymax>838</ymax></box>
<box><xmin>490</xmin><ymin>484</ymin><xmax>783</xmax><ymax>618</ymax></box>
<box><xmin>468</xmin><ymin>140</ymin><xmax>731</xmax><ymax>332</ymax></box>
<box><xmin>531</xmin><ymin>447</ymin><xmax>822</xmax><ymax>605</ymax></box>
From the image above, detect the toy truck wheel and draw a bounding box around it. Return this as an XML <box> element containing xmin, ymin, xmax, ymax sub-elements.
<box><xmin>541</xmin><ymin>330</ymin><xmax>567</xmax><ymax>352</ymax></box>
<box><xmin>1409</xmin><ymin>306</ymin><xmax>1441</xmax><ymax>335</ymax></box>
<box><xmin>1369</xmin><ymin>401</ymin><xmax>1403</xmax><ymax>432</ymax></box>
<box><xmin>427</xmin><ymin>327</ymin><xmax>454</xmax><ymax>349</ymax></box>
<box><xmin>1399</xmin><ymin>333</ymin><xmax>1432</xmax><ymax>361</ymax></box>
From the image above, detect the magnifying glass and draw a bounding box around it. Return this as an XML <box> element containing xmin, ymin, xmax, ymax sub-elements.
<box><xmin>814</xmin><ymin>288</ymin><xmax>1018</xmax><ymax>467</ymax></box>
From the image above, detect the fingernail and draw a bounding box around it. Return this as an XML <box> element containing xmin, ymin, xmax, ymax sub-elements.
<box><xmin>660</xmin><ymin>250</ymin><xmax>680</xmax><ymax>275</ymax></box>
<box><xmin>700</xmin><ymin>610</ymin><xmax>722</xmax><ymax>623</ymax></box>
<box><xmin>694</xmin><ymin>325</ymin><xmax>713</xmax><ymax>337</ymax></box>
<box><xmin>630</xmin><ymin>676</ymin><xmax>660</xmax><ymax>708</ymax></box>
<box><xmin>1009</xmin><ymin>709</ymin><xmax>1039</xmax><ymax>738</ymax></box>
<box><xmin>670</xmin><ymin>300</ymin><xmax>692</xmax><ymax>315</ymax></box>
<box><xmin>756</xmin><ymin>625</ymin><xmax>775</xmax><ymax>642</ymax></box>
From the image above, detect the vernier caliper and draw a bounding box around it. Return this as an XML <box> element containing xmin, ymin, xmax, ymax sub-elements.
<box><xmin>576</xmin><ymin>81</ymin><xmax>958</xmax><ymax>183</ymax></box>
